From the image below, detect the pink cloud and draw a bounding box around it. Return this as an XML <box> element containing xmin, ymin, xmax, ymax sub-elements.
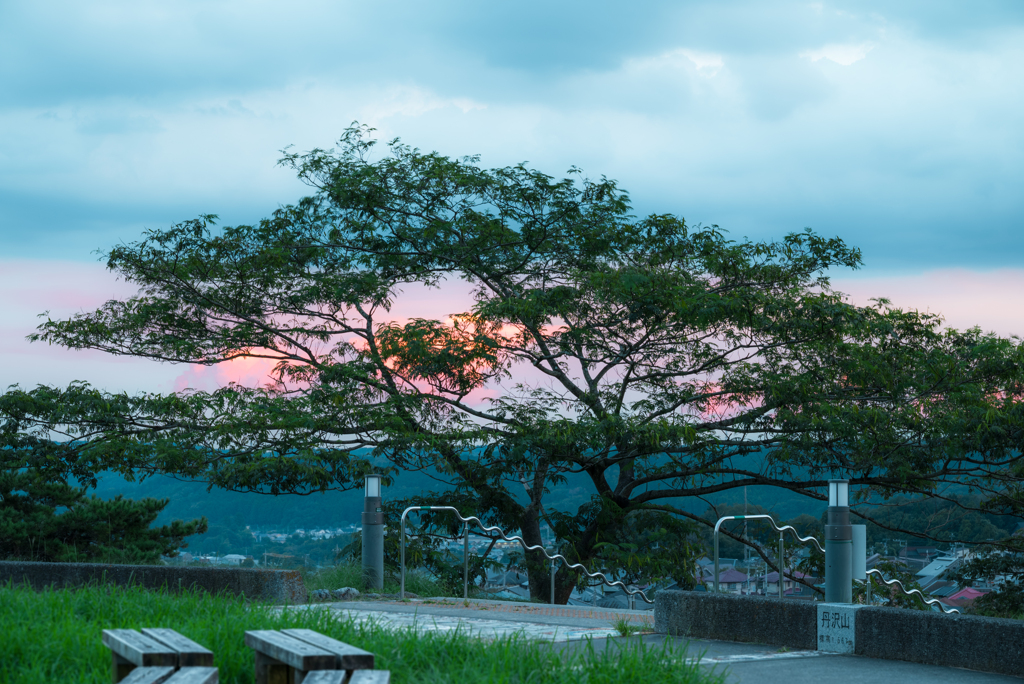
<box><xmin>10</xmin><ymin>259</ymin><xmax>1018</xmax><ymax>400</ymax></box>
<box><xmin>832</xmin><ymin>268</ymin><xmax>1024</xmax><ymax>338</ymax></box>
<box><xmin>0</xmin><ymin>259</ymin><xmax>181</xmax><ymax>392</ymax></box>
<box><xmin>172</xmin><ymin>356</ymin><xmax>281</xmax><ymax>392</ymax></box>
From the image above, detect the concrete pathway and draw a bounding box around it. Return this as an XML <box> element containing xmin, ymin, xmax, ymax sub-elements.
<box><xmin>286</xmin><ymin>597</ymin><xmax>1020</xmax><ymax>682</ymax></box>
<box><xmin>308</xmin><ymin>597</ymin><xmax>647</xmax><ymax>641</ymax></box>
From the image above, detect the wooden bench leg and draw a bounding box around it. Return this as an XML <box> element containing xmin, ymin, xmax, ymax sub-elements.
<box><xmin>255</xmin><ymin>650</ymin><xmax>294</xmax><ymax>684</ymax></box>
<box><xmin>113</xmin><ymin>652</ymin><xmax>135</xmax><ymax>683</ymax></box>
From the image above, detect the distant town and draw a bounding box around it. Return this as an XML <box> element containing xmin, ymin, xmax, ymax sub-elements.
<box><xmin>166</xmin><ymin>521</ymin><xmax>1016</xmax><ymax>613</ymax></box>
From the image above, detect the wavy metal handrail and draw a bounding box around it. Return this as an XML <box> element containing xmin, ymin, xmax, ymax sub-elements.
<box><xmin>865</xmin><ymin>569</ymin><xmax>961</xmax><ymax>614</ymax></box>
<box><xmin>400</xmin><ymin>505</ymin><xmax>652</xmax><ymax>605</ymax></box>
<box><xmin>711</xmin><ymin>513</ymin><xmax>961</xmax><ymax>614</ymax></box>
<box><xmin>713</xmin><ymin>514</ymin><xmax>824</xmax><ymax>595</ymax></box>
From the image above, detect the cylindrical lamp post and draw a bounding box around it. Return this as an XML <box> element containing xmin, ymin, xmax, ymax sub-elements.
<box><xmin>825</xmin><ymin>479</ymin><xmax>853</xmax><ymax>603</ymax></box>
<box><xmin>361</xmin><ymin>474</ymin><xmax>385</xmax><ymax>591</ymax></box>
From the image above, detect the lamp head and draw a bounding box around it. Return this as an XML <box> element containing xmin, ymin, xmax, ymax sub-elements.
<box><xmin>828</xmin><ymin>479</ymin><xmax>849</xmax><ymax>508</ymax></box>
<box><xmin>364</xmin><ymin>473</ymin><xmax>382</xmax><ymax>498</ymax></box>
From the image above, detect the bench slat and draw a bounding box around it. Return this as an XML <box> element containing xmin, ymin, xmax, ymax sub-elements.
<box><xmin>103</xmin><ymin>630</ymin><xmax>179</xmax><ymax>667</ymax></box>
<box><xmin>348</xmin><ymin>670</ymin><xmax>391</xmax><ymax>684</ymax></box>
<box><xmin>244</xmin><ymin>630</ymin><xmax>336</xmax><ymax>671</ymax></box>
<box><xmin>281</xmin><ymin>629</ymin><xmax>375</xmax><ymax>670</ymax></box>
<box><xmin>301</xmin><ymin>672</ymin><xmax>346</xmax><ymax>684</ymax></box>
<box><xmin>141</xmin><ymin>629</ymin><xmax>215</xmax><ymax>667</ymax></box>
<box><xmin>163</xmin><ymin>666</ymin><xmax>219</xmax><ymax>684</ymax></box>
<box><xmin>119</xmin><ymin>666</ymin><xmax>176</xmax><ymax>684</ymax></box>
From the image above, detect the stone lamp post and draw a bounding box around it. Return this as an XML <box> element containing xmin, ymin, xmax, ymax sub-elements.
<box><xmin>361</xmin><ymin>474</ymin><xmax>384</xmax><ymax>591</ymax></box>
<box><xmin>825</xmin><ymin>479</ymin><xmax>853</xmax><ymax>603</ymax></box>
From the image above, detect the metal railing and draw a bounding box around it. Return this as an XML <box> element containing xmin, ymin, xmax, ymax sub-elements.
<box><xmin>712</xmin><ymin>513</ymin><xmax>961</xmax><ymax>614</ymax></box>
<box><xmin>864</xmin><ymin>569</ymin><xmax>961</xmax><ymax>614</ymax></box>
<box><xmin>400</xmin><ymin>505</ymin><xmax>652</xmax><ymax>606</ymax></box>
<box><xmin>713</xmin><ymin>514</ymin><xmax>824</xmax><ymax>596</ymax></box>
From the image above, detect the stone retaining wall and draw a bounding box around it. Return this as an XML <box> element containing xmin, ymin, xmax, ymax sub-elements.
<box><xmin>856</xmin><ymin>603</ymin><xmax>1024</xmax><ymax>677</ymax></box>
<box><xmin>655</xmin><ymin>590</ymin><xmax>817</xmax><ymax>650</ymax></box>
<box><xmin>654</xmin><ymin>590</ymin><xmax>1024</xmax><ymax>678</ymax></box>
<box><xmin>0</xmin><ymin>560</ymin><xmax>307</xmax><ymax>604</ymax></box>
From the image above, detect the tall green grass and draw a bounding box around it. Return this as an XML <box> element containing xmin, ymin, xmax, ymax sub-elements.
<box><xmin>303</xmin><ymin>564</ymin><xmax>452</xmax><ymax>598</ymax></box>
<box><xmin>0</xmin><ymin>583</ymin><xmax>719</xmax><ymax>684</ymax></box>
<box><xmin>303</xmin><ymin>563</ymin><xmax>558</xmax><ymax>604</ymax></box>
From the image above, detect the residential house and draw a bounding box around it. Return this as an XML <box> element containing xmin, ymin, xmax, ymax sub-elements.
<box><xmin>753</xmin><ymin>569</ymin><xmax>814</xmax><ymax>596</ymax></box>
<box><xmin>943</xmin><ymin>586</ymin><xmax>988</xmax><ymax>611</ymax></box>
<box><xmin>714</xmin><ymin>568</ymin><xmax>748</xmax><ymax>594</ymax></box>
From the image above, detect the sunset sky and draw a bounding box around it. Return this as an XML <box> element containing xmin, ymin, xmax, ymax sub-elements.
<box><xmin>1</xmin><ymin>1</ymin><xmax>1022</xmax><ymax>394</ymax></box>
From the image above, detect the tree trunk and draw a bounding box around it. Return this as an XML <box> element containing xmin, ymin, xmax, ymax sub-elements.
<box><xmin>522</xmin><ymin>516</ymin><xmax>601</xmax><ymax>604</ymax></box>
<box><xmin>519</xmin><ymin>508</ymin><xmax>554</xmax><ymax>602</ymax></box>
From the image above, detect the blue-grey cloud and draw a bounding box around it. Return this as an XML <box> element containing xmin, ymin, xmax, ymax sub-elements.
<box><xmin>1</xmin><ymin>0</ymin><xmax>1022</xmax><ymax>272</ymax></box>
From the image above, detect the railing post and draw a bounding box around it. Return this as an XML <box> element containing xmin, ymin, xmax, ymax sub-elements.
<box><xmin>779</xmin><ymin>532</ymin><xmax>784</xmax><ymax>599</ymax></box>
<box><xmin>464</xmin><ymin>522</ymin><xmax>469</xmax><ymax>601</ymax></box>
<box><xmin>400</xmin><ymin>509</ymin><xmax>407</xmax><ymax>600</ymax></box>
<box><xmin>400</xmin><ymin>502</ymin><xmax>653</xmax><ymax>606</ymax></box>
<box><xmin>714</xmin><ymin>524</ymin><xmax>720</xmax><ymax>593</ymax></box>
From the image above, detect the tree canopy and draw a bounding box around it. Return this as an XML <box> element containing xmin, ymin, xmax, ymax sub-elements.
<box><xmin>0</xmin><ymin>386</ymin><xmax>207</xmax><ymax>563</ymax></box>
<box><xmin>14</xmin><ymin>125</ymin><xmax>1024</xmax><ymax>600</ymax></box>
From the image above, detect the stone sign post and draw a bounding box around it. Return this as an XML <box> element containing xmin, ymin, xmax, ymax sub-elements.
<box><xmin>817</xmin><ymin>603</ymin><xmax>866</xmax><ymax>654</ymax></box>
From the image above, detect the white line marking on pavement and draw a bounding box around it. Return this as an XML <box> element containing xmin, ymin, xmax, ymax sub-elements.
<box><xmin>697</xmin><ymin>651</ymin><xmax>831</xmax><ymax>664</ymax></box>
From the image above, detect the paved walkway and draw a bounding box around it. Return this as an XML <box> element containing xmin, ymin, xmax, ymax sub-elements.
<box><xmin>288</xmin><ymin>597</ymin><xmax>644</xmax><ymax>641</ymax></box>
<box><xmin>284</xmin><ymin>597</ymin><xmax>1020</xmax><ymax>683</ymax></box>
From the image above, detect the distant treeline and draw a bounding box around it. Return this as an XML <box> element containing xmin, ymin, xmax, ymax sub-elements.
<box><xmin>92</xmin><ymin>461</ymin><xmax>1017</xmax><ymax>562</ymax></box>
<box><xmin>92</xmin><ymin>460</ymin><xmax>827</xmax><ymax>534</ymax></box>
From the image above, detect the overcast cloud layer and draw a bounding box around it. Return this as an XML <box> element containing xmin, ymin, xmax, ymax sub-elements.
<box><xmin>1</xmin><ymin>1</ymin><xmax>1022</xmax><ymax>392</ymax></box>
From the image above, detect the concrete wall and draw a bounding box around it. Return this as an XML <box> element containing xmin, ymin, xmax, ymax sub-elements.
<box><xmin>655</xmin><ymin>590</ymin><xmax>1024</xmax><ymax>678</ymax></box>
<box><xmin>655</xmin><ymin>590</ymin><xmax>817</xmax><ymax>650</ymax></box>
<box><xmin>0</xmin><ymin>560</ymin><xmax>307</xmax><ymax>604</ymax></box>
<box><xmin>857</xmin><ymin>604</ymin><xmax>1024</xmax><ymax>677</ymax></box>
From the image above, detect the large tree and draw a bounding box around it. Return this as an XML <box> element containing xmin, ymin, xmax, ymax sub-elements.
<box><xmin>19</xmin><ymin>126</ymin><xmax>1024</xmax><ymax>600</ymax></box>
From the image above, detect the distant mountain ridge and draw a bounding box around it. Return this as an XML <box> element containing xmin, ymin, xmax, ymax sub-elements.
<box><xmin>92</xmin><ymin>461</ymin><xmax>826</xmax><ymax>531</ymax></box>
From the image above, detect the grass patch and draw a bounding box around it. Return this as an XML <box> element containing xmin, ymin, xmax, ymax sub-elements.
<box><xmin>609</xmin><ymin>617</ymin><xmax>653</xmax><ymax>637</ymax></box>
<box><xmin>0</xmin><ymin>582</ymin><xmax>719</xmax><ymax>684</ymax></box>
<box><xmin>611</xmin><ymin>617</ymin><xmax>637</xmax><ymax>637</ymax></box>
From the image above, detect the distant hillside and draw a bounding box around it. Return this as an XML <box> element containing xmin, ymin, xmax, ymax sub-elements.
<box><xmin>90</xmin><ymin>445</ymin><xmax>1021</xmax><ymax>557</ymax></box>
<box><xmin>92</xmin><ymin>458</ymin><xmax>826</xmax><ymax>532</ymax></box>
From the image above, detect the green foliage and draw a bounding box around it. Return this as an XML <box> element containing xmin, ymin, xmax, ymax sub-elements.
<box><xmin>700</xmin><ymin>503</ymin><xmax>779</xmax><ymax>560</ymax></box>
<box><xmin>855</xmin><ymin>560</ymin><xmax>930</xmax><ymax>610</ymax></box>
<box><xmin>9</xmin><ymin>125</ymin><xmax>1024</xmax><ymax>601</ymax></box>
<box><xmin>949</xmin><ymin>542</ymin><xmax>1024</xmax><ymax>618</ymax></box>
<box><xmin>336</xmin><ymin>510</ymin><xmax>502</xmax><ymax>595</ymax></box>
<box><xmin>856</xmin><ymin>495</ymin><xmax>1015</xmax><ymax>548</ymax></box>
<box><xmin>611</xmin><ymin>617</ymin><xmax>640</xmax><ymax>637</ymax></box>
<box><xmin>795</xmin><ymin>546</ymin><xmax>825</xmax><ymax>591</ymax></box>
<box><xmin>0</xmin><ymin>419</ymin><xmax>206</xmax><ymax>563</ymax></box>
<box><xmin>304</xmin><ymin>562</ymin><xmax>450</xmax><ymax>598</ymax></box>
<box><xmin>556</xmin><ymin>499</ymin><xmax>701</xmax><ymax>591</ymax></box>
<box><xmin>190</xmin><ymin>521</ymin><xmax>253</xmax><ymax>557</ymax></box>
<box><xmin>0</xmin><ymin>583</ymin><xmax>719</xmax><ymax>684</ymax></box>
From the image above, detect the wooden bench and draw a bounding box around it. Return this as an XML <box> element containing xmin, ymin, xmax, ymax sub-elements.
<box><xmin>118</xmin><ymin>667</ymin><xmax>219</xmax><ymax>684</ymax></box>
<box><xmin>244</xmin><ymin>628</ymin><xmax>390</xmax><ymax>684</ymax></box>
<box><xmin>102</xmin><ymin>628</ymin><xmax>216</xmax><ymax>684</ymax></box>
